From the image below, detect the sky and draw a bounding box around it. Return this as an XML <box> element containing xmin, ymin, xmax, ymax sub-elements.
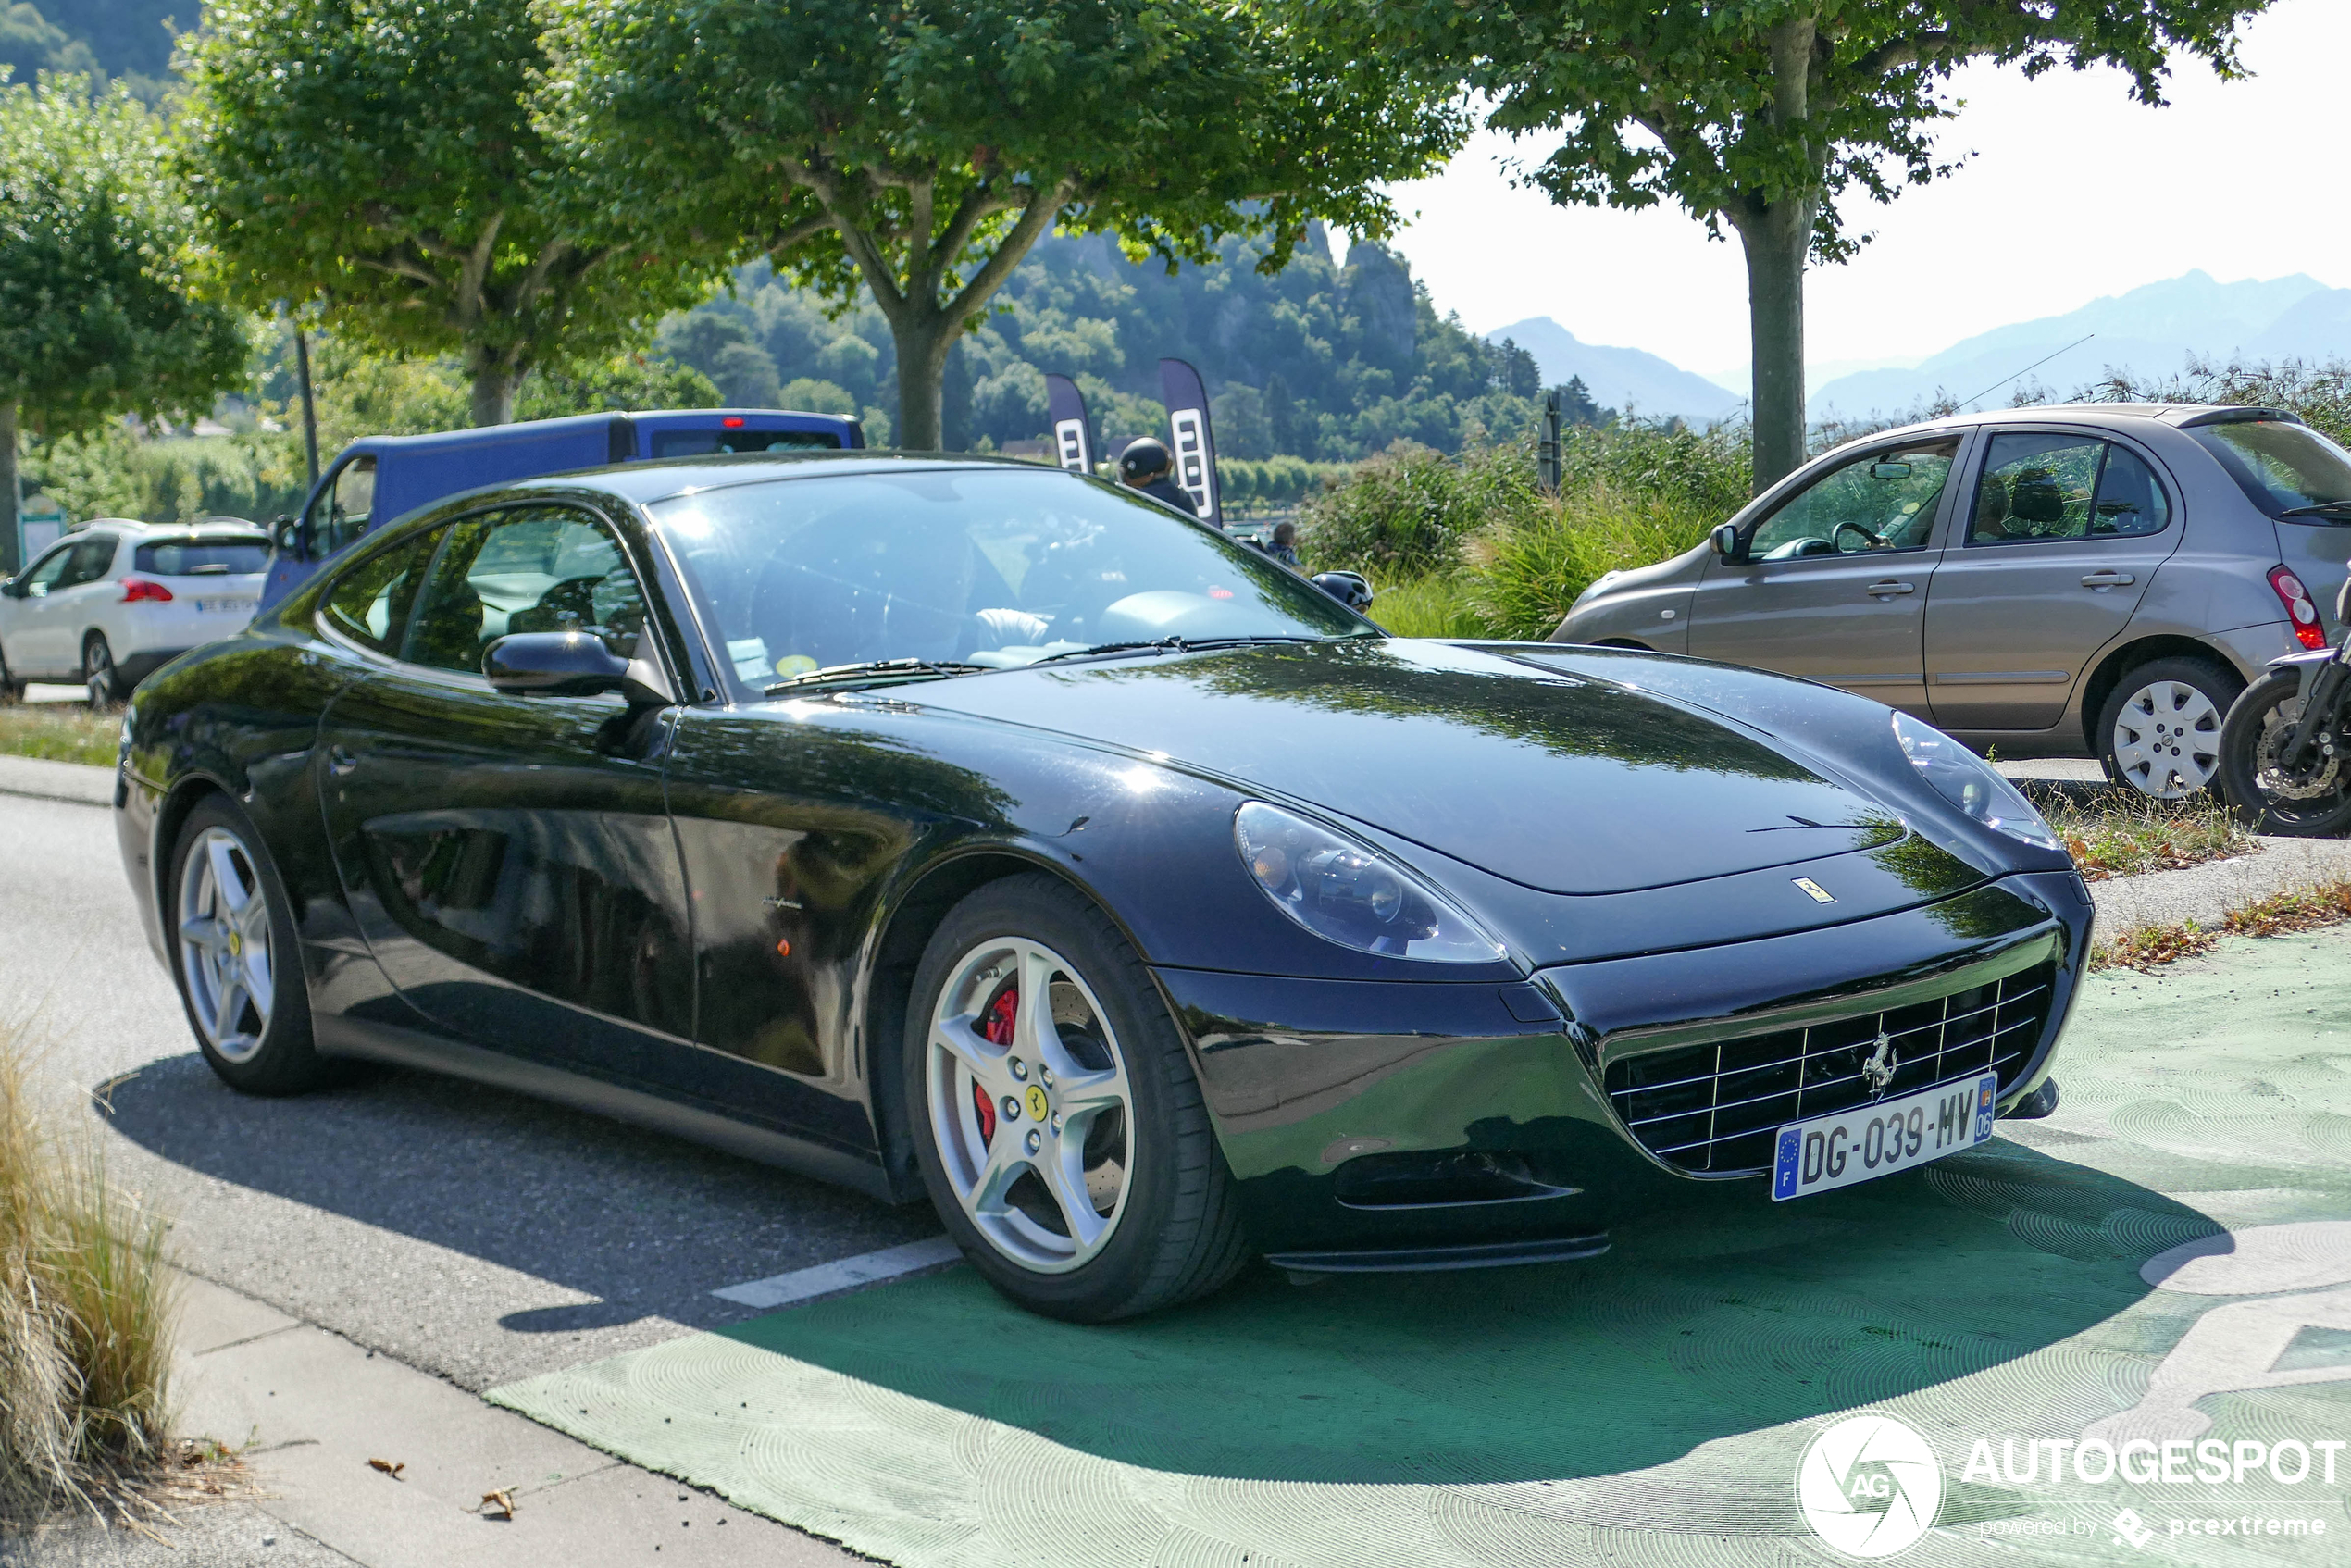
<box><xmin>1374</xmin><ymin>0</ymin><xmax>2349</xmax><ymax>380</ymax></box>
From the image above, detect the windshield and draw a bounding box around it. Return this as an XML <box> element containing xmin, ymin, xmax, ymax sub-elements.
<box><xmin>2192</xmin><ymin>419</ymin><xmax>2351</xmax><ymax>517</ymax></box>
<box><xmin>651</xmin><ymin>466</ymin><xmax>1371</xmax><ymax>693</ymax></box>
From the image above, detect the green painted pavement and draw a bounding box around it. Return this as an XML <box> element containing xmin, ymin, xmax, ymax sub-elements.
<box><xmin>489</xmin><ymin>929</ymin><xmax>2351</xmax><ymax>1565</ymax></box>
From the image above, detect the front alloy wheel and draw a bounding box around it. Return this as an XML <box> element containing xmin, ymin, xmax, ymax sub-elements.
<box><xmin>179</xmin><ymin>825</ymin><xmax>276</xmax><ymax>1062</ymax></box>
<box><xmin>905</xmin><ymin>874</ymin><xmax>1246</xmax><ymax>1320</ymax></box>
<box><xmin>927</xmin><ymin>937</ymin><xmax>1134</xmax><ymax>1273</ymax></box>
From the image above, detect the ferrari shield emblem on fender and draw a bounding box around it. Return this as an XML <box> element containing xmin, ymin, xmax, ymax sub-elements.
<box><xmin>1793</xmin><ymin>877</ymin><xmax>1835</xmax><ymax>903</ymax></box>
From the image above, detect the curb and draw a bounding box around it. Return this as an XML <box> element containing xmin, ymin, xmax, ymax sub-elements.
<box><xmin>0</xmin><ymin>753</ymin><xmax>115</xmax><ymax>808</ymax></box>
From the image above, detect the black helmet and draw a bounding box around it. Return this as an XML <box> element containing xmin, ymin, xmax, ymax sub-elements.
<box><xmin>1118</xmin><ymin>437</ymin><xmax>1173</xmax><ymax>479</ymax></box>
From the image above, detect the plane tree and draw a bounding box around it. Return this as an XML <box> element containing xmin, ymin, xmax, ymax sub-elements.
<box><xmin>180</xmin><ymin>0</ymin><xmax>713</xmax><ymax>428</ymax></box>
<box><xmin>1306</xmin><ymin>0</ymin><xmax>2272</xmax><ymax>489</ymax></box>
<box><xmin>538</xmin><ymin>0</ymin><xmax>1463</xmax><ymax>450</ymax></box>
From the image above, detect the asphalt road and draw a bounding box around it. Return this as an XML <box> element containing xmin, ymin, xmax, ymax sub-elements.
<box><xmin>0</xmin><ymin>790</ymin><xmax>940</xmax><ymax>1392</ymax></box>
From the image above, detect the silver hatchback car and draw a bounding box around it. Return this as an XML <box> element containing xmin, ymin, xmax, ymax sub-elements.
<box><xmin>1554</xmin><ymin>404</ymin><xmax>2351</xmax><ymax>798</ymax></box>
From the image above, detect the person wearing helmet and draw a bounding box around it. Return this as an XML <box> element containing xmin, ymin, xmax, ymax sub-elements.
<box><xmin>1116</xmin><ymin>437</ymin><xmax>1200</xmax><ymax>518</ymax></box>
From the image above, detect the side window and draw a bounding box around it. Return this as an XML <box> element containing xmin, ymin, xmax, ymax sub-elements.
<box><xmin>19</xmin><ymin>545</ymin><xmax>75</xmax><ymax>597</ymax></box>
<box><xmin>1747</xmin><ymin>439</ymin><xmax>1959</xmax><ymax>560</ymax></box>
<box><xmin>306</xmin><ymin>456</ymin><xmax>379</xmax><ymax>555</ymax></box>
<box><xmin>319</xmin><ymin>528</ymin><xmax>444</xmax><ymax>655</ymax></box>
<box><xmin>63</xmin><ymin>536</ymin><xmax>118</xmax><ymax>586</ymax></box>
<box><xmin>1968</xmin><ymin>433</ymin><xmax>2165</xmax><ymax>543</ymax></box>
<box><xmin>403</xmin><ymin>506</ymin><xmax>648</xmax><ymax>676</ymax></box>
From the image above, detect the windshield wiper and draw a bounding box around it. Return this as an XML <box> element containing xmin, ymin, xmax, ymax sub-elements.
<box><xmin>2278</xmin><ymin>500</ymin><xmax>2351</xmax><ymax>518</ymax></box>
<box><xmin>764</xmin><ymin>657</ymin><xmax>989</xmax><ymax>694</ymax></box>
<box><xmin>1030</xmin><ymin>633</ymin><xmax>1328</xmax><ymax>667</ymax></box>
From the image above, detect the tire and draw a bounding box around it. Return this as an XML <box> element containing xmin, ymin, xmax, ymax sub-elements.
<box><xmin>903</xmin><ymin>873</ymin><xmax>1247</xmax><ymax>1321</ymax></box>
<box><xmin>84</xmin><ymin>632</ymin><xmax>119</xmax><ymax>709</ymax></box>
<box><xmin>2218</xmin><ymin>669</ymin><xmax>2351</xmax><ymax>837</ymax></box>
<box><xmin>2096</xmin><ymin>656</ymin><xmax>2243</xmax><ymax>802</ymax></box>
<box><xmin>167</xmin><ymin>795</ymin><xmax>335</xmax><ymax>1095</ymax></box>
<box><xmin>0</xmin><ymin>643</ymin><xmax>21</xmax><ymax>705</ymax></box>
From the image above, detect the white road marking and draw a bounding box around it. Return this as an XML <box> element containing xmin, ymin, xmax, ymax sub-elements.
<box><xmin>711</xmin><ymin>1236</ymin><xmax>964</xmax><ymax>1310</ymax></box>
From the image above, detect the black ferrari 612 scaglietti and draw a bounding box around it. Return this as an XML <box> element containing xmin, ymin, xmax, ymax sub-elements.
<box><xmin>115</xmin><ymin>454</ymin><xmax>2092</xmax><ymax>1320</ymax></box>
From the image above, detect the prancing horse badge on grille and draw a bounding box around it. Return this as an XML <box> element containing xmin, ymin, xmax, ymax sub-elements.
<box><xmin>1793</xmin><ymin>877</ymin><xmax>1835</xmax><ymax>903</ymax></box>
<box><xmin>1861</xmin><ymin>1032</ymin><xmax>1898</xmax><ymax>1097</ymax></box>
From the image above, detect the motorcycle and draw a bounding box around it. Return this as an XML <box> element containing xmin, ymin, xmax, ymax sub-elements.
<box><xmin>2218</xmin><ymin>578</ymin><xmax>2351</xmax><ymax>836</ymax></box>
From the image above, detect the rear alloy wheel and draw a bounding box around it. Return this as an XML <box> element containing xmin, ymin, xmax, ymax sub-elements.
<box><xmin>906</xmin><ymin>875</ymin><xmax>1246</xmax><ymax>1321</ymax></box>
<box><xmin>84</xmin><ymin>633</ymin><xmax>119</xmax><ymax>709</ymax></box>
<box><xmin>2098</xmin><ymin>657</ymin><xmax>2241</xmax><ymax>802</ymax></box>
<box><xmin>168</xmin><ymin>796</ymin><xmax>333</xmax><ymax>1094</ymax></box>
<box><xmin>2219</xmin><ymin>670</ymin><xmax>2351</xmax><ymax>836</ymax></box>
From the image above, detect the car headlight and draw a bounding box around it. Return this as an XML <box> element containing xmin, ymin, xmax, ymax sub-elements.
<box><xmin>1233</xmin><ymin>802</ymin><xmax>1504</xmax><ymax>962</ymax></box>
<box><xmin>1891</xmin><ymin>711</ymin><xmax>2062</xmax><ymax>852</ymax></box>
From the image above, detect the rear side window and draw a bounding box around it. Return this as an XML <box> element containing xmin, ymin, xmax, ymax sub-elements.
<box><xmin>2192</xmin><ymin>419</ymin><xmax>2351</xmax><ymax>518</ymax></box>
<box><xmin>649</xmin><ymin>429</ymin><xmax>841</xmax><ymax>459</ymax></box>
<box><xmin>63</xmin><ymin>536</ymin><xmax>118</xmax><ymax>585</ymax></box>
<box><xmin>1969</xmin><ymin>433</ymin><xmax>2170</xmax><ymax>543</ymax></box>
<box><xmin>320</xmin><ymin>528</ymin><xmax>443</xmax><ymax>655</ymax></box>
<box><xmin>136</xmin><ymin>539</ymin><xmax>269</xmax><ymax>576</ymax></box>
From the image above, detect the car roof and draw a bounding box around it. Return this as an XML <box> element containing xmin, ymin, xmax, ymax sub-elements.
<box><xmin>500</xmin><ymin>450</ymin><xmax>1070</xmax><ymax>508</ymax></box>
<box><xmin>80</xmin><ymin>516</ymin><xmax>264</xmax><ymax>536</ymax></box>
<box><xmin>1843</xmin><ymin>402</ymin><xmax>2296</xmax><ymax>446</ymax></box>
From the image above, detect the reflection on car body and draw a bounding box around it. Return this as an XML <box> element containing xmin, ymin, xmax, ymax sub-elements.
<box><xmin>116</xmin><ymin>454</ymin><xmax>2093</xmax><ymax>1321</ymax></box>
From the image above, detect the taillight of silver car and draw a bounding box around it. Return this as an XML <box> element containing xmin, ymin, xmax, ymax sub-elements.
<box><xmin>2268</xmin><ymin>566</ymin><xmax>2327</xmax><ymax>651</ymax></box>
<box><xmin>120</xmin><ymin>579</ymin><xmax>175</xmax><ymax>604</ymax></box>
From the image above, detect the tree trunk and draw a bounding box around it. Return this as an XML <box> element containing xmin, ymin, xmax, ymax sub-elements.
<box><xmin>0</xmin><ymin>403</ymin><xmax>19</xmax><ymax>577</ymax></box>
<box><xmin>1735</xmin><ymin>200</ymin><xmax>1811</xmax><ymax>493</ymax></box>
<box><xmin>466</xmin><ymin>349</ymin><xmax>519</xmax><ymax>428</ymax></box>
<box><xmin>889</xmin><ymin>314</ymin><xmax>956</xmax><ymax>452</ymax></box>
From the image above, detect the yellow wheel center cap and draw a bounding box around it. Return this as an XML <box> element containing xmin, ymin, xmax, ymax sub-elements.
<box><xmin>227</xmin><ymin>931</ymin><xmax>243</xmax><ymax>957</ymax></box>
<box><xmin>1025</xmin><ymin>1085</ymin><xmax>1049</xmax><ymax>1122</ymax></box>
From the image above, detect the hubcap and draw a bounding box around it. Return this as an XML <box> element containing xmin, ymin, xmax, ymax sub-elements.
<box><xmin>2112</xmin><ymin>679</ymin><xmax>2223</xmax><ymax>800</ymax></box>
<box><xmin>86</xmin><ymin>642</ymin><xmax>111</xmax><ymax>704</ymax></box>
<box><xmin>927</xmin><ymin>937</ymin><xmax>1133</xmax><ymax>1274</ymax></box>
<box><xmin>178</xmin><ymin>826</ymin><xmax>274</xmax><ymax>1062</ymax></box>
<box><xmin>2255</xmin><ymin>695</ymin><xmax>2345</xmax><ymax>803</ymax></box>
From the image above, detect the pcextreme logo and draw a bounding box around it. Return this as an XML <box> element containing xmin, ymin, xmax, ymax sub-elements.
<box><xmin>1796</xmin><ymin>1412</ymin><xmax>1943</xmax><ymax>1559</ymax></box>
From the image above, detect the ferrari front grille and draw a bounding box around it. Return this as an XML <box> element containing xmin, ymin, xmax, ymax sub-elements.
<box><xmin>1602</xmin><ymin>961</ymin><xmax>2057</xmax><ymax>1176</ymax></box>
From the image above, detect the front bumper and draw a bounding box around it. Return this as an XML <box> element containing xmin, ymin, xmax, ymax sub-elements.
<box><xmin>1158</xmin><ymin>870</ymin><xmax>2091</xmax><ymax>1259</ymax></box>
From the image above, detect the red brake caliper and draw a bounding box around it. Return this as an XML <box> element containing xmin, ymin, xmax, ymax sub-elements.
<box><xmin>974</xmin><ymin>986</ymin><xmax>1016</xmax><ymax>1145</ymax></box>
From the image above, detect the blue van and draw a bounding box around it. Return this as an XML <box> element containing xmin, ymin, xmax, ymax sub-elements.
<box><xmin>259</xmin><ymin>407</ymin><xmax>864</xmax><ymax>611</ymax></box>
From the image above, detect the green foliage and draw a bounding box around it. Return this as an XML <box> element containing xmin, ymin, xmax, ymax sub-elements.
<box><xmin>1218</xmin><ymin>455</ymin><xmax>1350</xmax><ymax>516</ymax></box>
<box><xmin>180</xmin><ymin>0</ymin><xmax>715</xmax><ymax>424</ymax></box>
<box><xmin>2086</xmin><ymin>355</ymin><xmax>2351</xmax><ymax>447</ymax></box>
<box><xmin>1465</xmin><ymin>479</ymin><xmax>1716</xmax><ymax>642</ymax></box>
<box><xmin>0</xmin><ymin>74</ymin><xmax>245</xmax><ymax>433</ymax></box>
<box><xmin>515</xmin><ymin>353</ymin><xmax>720</xmax><ymax>421</ymax></box>
<box><xmin>1297</xmin><ymin>439</ymin><xmax>1546</xmax><ymax>578</ymax></box>
<box><xmin>1365</xmin><ymin>573</ymin><xmax>1486</xmax><ymax>640</ymax></box>
<box><xmin>539</xmin><ymin>0</ymin><xmax>1464</xmax><ymax>447</ymax></box>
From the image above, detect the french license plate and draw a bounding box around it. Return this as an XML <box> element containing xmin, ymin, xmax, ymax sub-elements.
<box><xmin>1771</xmin><ymin>1073</ymin><xmax>1997</xmax><ymax>1201</ymax></box>
<box><xmin>195</xmin><ymin>597</ymin><xmax>255</xmax><ymax>616</ymax></box>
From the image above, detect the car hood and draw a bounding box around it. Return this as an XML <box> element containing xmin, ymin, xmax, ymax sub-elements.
<box><xmin>909</xmin><ymin>639</ymin><xmax>1906</xmax><ymax>895</ymax></box>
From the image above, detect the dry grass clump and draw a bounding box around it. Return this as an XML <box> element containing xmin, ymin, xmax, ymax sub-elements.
<box><xmin>0</xmin><ymin>1032</ymin><xmax>179</xmax><ymax>1526</ymax></box>
<box><xmin>0</xmin><ymin>703</ymin><xmax>120</xmax><ymax>767</ymax></box>
<box><xmin>2042</xmin><ymin>789</ymin><xmax>2256</xmax><ymax>882</ymax></box>
<box><xmin>2089</xmin><ymin>877</ymin><xmax>2351</xmax><ymax>974</ymax></box>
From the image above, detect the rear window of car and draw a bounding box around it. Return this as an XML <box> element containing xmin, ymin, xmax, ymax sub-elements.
<box><xmin>2191</xmin><ymin>419</ymin><xmax>2351</xmax><ymax>517</ymax></box>
<box><xmin>650</xmin><ymin>429</ymin><xmax>841</xmax><ymax>459</ymax></box>
<box><xmin>135</xmin><ymin>538</ymin><xmax>269</xmax><ymax>576</ymax></box>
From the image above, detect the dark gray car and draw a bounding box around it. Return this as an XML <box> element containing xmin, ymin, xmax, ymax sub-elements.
<box><xmin>1553</xmin><ymin>404</ymin><xmax>2351</xmax><ymax>799</ymax></box>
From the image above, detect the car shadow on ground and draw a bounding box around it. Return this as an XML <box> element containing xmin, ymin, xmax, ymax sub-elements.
<box><xmin>699</xmin><ymin>1132</ymin><xmax>2216</xmax><ymax>1485</ymax></box>
<box><xmin>97</xmin><ymin>1052</ymin><xmax>940</xmax><ymax>1333</ymax></box>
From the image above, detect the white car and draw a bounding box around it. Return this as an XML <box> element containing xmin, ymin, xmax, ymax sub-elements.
<box><xmin>0</xmin><ymin>518</ymin><xmax>270</xmax><ymax>705</ymax></box>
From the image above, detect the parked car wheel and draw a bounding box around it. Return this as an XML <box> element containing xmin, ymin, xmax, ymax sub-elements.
<box><xmin>906</xmin><ymin>874</ymin><xmax>1247</xmax><ymax>1322</ymax></box>
<box><xmin>2097</xmin><ymin>657</ymin><xmax>2243</xmax><ymax>802</ymax></box>
<box><xmin>2219</xmin><ymin>670</ymin><xmax>2351</xmax><ymax>836</ymax></box>
<box><xmin>84</xmin><ymin>633</ymin><xmax>120</xmax><ymax>709</ymax></box>
<box><xmin>168</xmin><ymin>795</ymin><xmax>334</xmax><ymax>1095</ymax></box>
<box><xmin>0</xmin><ymin>644</ymin><xmax>21</xmax><ymax>704</ymax></box>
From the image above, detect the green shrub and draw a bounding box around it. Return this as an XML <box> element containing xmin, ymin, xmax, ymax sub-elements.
<box><xmin>1466</xmin><ymin>479</ymin><xmax>1716</xmax><ymax>642</ymax></box>
<box><xmin>1296</xmin><ymin>439</ymin><xmax>1544</xmax><ymax>577</ymax></box>
<box><xmin>1367</xmin><ymin>574</ymin><xmax>1488</xmax><ymax>639</ymax></box>
<box><xmin>2086</xmin><ymin>355</ymin><xmax>2351</xmax><ymax>446</ymax></box>
<box><xmin>1219</xmin><ymin>454</ymin><xmax>1350</xmax><ymax>516</ymax></box>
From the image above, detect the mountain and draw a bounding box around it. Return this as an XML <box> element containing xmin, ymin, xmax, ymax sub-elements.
<box><xmin>1483</xmin><ymin>317</ymin><xmax>1746</xmax><ymax>421</ymax></box>
<box><xmin>1810</xmin><ymin>271</ymin><xmax>2337</xmax><ymax>417</ymax></box>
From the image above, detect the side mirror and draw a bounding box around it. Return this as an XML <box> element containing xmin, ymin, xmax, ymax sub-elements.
<box><xmin>483</xmin><ymin>631</ymin><xmax>675</xmax><ymax>707</ymax></box>
<box><xmin>1311</xmin><ymin>570</ymin><xmax>1374</xmax><ymax>612</ymax></box>
<box><xmin>1710</xmin><ymin>522</ymin><xmax>1746</xmax><ymax>563</ymax></box>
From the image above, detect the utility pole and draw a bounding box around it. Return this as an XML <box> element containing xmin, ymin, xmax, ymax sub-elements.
<box><xmin>294</xmin><ymin>324</ymin><xmax>320</xmax><ymax>491</ymax></box>
<box><xmin>1538</xmin><ymin>391</ymin><xmax>1562</xmax><ymax>494</ymax></box>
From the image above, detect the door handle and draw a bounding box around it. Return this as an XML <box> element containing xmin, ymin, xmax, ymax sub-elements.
<box><xmin>1865</xmin><ymin>580</ymin><xmax>1915</xmax><ymax>597</ymax></box>
<box><xmin>2080</xmin><ymin>570</ymin><xmax>2136</xmax><ymax>588</ymax></box>
<box><xmin>326</xmin><ymin>744</ymin><xmax>358</xmax><ymax>777</ymax></box>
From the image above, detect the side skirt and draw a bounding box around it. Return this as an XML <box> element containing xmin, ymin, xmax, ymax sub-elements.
<box><xmin>313</xmin><ymin>1014</ymin><xmax>905</xmax><ymax>1204</ymax></box>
